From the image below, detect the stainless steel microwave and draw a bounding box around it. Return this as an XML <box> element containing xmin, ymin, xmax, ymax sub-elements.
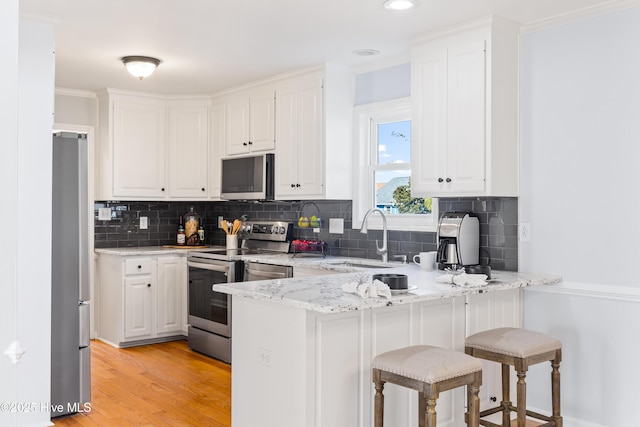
<box><xmin>220</xmin><ymin>153</ymin><xmax>274</xmax><ymax>200</ymax></box>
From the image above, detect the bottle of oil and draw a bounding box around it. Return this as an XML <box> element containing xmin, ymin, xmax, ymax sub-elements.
<box><xmin>176</xmin><ymin>216</ymin><xmax>186</xmax><ymax>246</ymax></box>
<box><xmin>198</xmin><ymin>220</ymin><xmax>205</xmax><ymax>244</ymax></box>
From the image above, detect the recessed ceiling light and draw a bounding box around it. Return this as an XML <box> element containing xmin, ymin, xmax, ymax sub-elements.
<box><xmin>353</xmin><ymin>49</ymin><xmax>380</xmax><ymax>56</ymax></box>
<box><xmin>383</xmin><ymin>0</ymin><xmax>418</xmax><ymax>11</ymax></box>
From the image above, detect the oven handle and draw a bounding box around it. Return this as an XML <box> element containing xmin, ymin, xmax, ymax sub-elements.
<box><xmin>187</xmin><ymin>261</ymin><xmax>229</xmax><ymax>273</ymax></box>
<box><xmin>245</xmin><ymin>268</ymin><xmax>289</xmax><ymax>280</ymax></box>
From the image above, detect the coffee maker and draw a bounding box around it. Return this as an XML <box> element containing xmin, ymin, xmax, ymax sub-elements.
<box><xmin>436</xmin><ymin>212</ymin><xmax>479</xmax><ymax>270</ymax></box>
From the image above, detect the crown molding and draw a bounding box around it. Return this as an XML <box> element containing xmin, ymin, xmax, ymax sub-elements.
<box><xmin>521</xmin><ymin>0</ymin><xmax>640</xmax><ymax>34</ymax></box>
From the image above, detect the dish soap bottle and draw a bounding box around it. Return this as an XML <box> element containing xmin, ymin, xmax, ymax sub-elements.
<box><xmin>176</xmin><ymin>216</ymin><xmax>186</xmax><ymax>246</ymax></box>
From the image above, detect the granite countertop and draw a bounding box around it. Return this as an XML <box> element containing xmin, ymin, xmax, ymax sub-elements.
<box><xmin>213</xmin><ymin>255</ymin><xmax>562</xmax><ymax>314</ymax></box>
<box><xmin>94</xmin><ymin>246</ymin><xmax>225</xmax><ymax>256</ymax></box>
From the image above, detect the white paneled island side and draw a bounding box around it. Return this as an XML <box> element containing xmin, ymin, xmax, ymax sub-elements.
<box><xmin>213</xmin><ymin>260</ymin><xmax>560</xmax><ymax>427</ymax></box>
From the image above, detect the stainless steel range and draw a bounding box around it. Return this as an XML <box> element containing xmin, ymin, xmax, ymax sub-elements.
<box><xmin>187</xmin><ymin>220</ymin><xmax>293</xmax><ymax>363</ymax></box>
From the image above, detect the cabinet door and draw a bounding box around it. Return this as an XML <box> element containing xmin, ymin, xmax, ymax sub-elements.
<box><xmin>249</xmin><ymin>87</ymin><xmax>276</xmax><ymax>152</ymax></box>
<box><xmin>446</xmin><ymin>39</ymin><xmax>486</xmax><ymax>193</ymax></box>
<box><xmin>124</xmin><ymin>275</ymin><xmax>154</xmax><ymax>339</ymax></box>
<box><xmin>274</xmin><ymin>75</ymin><xmax>324</xmax><ymax>200</ymax></box>
<box><xmin>156</xmin><ymin>256</ymin><xmax>184</xmax><ymax>335</ymax></box>
<box><xmin>225</xmin><ymin>95</ymin><xmax>251</xmax><ymax>156</ymax></box>
<box><xmin>411</xmin><ymin>48</ymin><xmax>448</xmax><ymax>195</ymax></box>
<box><xmin>295</xmin><ymin>77</ymin><xmax>324</xmax><ymax>197</ymax></box>
<box><xmin>113</xmin><ymin>100</ymin><xmax>166</xmax><ymax>198</ymax></box>
<box><xmin>274</xmin><ymin>81</ymin><xmax>300</xmax><ymax>198</ymax></box>
<box><xmin>167</xmin><ymin>105</ymin><xmax>209</xmax><ymax>198</ymax></box>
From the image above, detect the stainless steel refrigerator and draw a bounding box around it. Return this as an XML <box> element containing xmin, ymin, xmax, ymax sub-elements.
<box><xmin>51</xmin><ymin>132</ymin><xmax>91</xmax><ymax>417</ymax></box>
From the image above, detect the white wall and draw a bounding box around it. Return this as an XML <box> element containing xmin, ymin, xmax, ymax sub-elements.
<box><xmin>0</xmin><ymin>1</ymin><xmax>21</xmax><ymax>425</ymax></box>
<box><xmin>0</xmin><ymin>16</ymin><xmax>55</xmax><ymax>427</ymax></box>
<box><xmin>520</xmin><ymin>6</ymin><xmax>640</xmax><ymax>427</ymax></box>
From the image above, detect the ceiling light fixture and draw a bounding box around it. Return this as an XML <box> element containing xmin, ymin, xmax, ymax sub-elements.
<box><xmin>383</xmin><ymin>0</ymin><xmax>418</xmax><ymax>11</ymax></box>
<box><xmin>121</xmin><ymin>56</ymin><xmax>161</xmax><ymax>80</ymax></box>
<box><xmin>353</xmin><ymin>49</ymin><xmax>380</xmax><ymax>56</ymax></box>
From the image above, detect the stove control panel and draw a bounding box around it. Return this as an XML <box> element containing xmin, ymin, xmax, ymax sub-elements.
<box><xmin>240</xmin><ymin>221</ymin><xmax>293</xmax><ymax>242</ymax></box>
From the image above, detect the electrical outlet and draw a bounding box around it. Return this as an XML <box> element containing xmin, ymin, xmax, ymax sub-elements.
<box><xmin>257</xmin><ymin>347</ymin><xmax>273</xmax><ymax>367</ymax></box>
<box><xmin>139</xmin><ymin>217</ymin><xmax>148</xmax><ymax>229</ymax></box>
<box><xmin>98</xmin><ymin>207</ymin><xmax>112</xmax><ymax>221</ymax></box>
<box><xmin>329</xmin><ymin>218</ymin><xmax>344</xmax><ymax>234</ymax></box>
<box><xmin>218</xmin><ymin>216</ymin><xmax>224</xmax><ymax>228</ymax></box>
<box><xmin>519</xmin><ymin>223</ymin><xmax>531</xmax><ymax>242</ymax></box>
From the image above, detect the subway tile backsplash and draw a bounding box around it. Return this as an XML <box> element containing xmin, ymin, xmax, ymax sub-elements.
<box><xmin>94</xmin><ymin>197</ymin><xmax>518</xmax><ymax>271</ymax></box>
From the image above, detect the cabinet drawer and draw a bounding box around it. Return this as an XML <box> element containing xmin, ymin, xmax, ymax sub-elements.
<box><xmin>125</xmin><ymin>258</ymin><xmax>153</xmax><ymax>275</ymax></box>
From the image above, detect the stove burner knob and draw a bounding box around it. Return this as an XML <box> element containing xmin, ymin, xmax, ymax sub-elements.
<box><xmin>270</xmin><ymin>225</ymin><xmax>278</xmax><ymax>234</ymax></box>
<box><xmin>278</xmin><ymin>226</ymin><xmax>286</xmax><ymax>234</ymax></box>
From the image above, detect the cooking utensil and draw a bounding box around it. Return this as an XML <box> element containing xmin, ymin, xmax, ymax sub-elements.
<box><xmin>232</xmin><ymin>219</ymin><xmax>242</xmax><ymax>235</ymax></box>
<box><xmin>220</xmin><ymin>219</ymin><xmax>230</xmax><ymax>235</ymax></box>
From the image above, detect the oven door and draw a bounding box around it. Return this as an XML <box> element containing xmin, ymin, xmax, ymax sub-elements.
<box><xmin>187</xmin><ymin>259</ymin><xmax>234</xmax><ymax>338</ymax></box>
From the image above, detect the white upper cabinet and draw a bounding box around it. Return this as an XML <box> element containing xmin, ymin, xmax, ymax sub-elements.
<box><xmin>111</xmin><ymin>97</ymin><xmax>167</xmax><ymax>198</ymax></box>
<box><xmin>274</xmin><ymin>64</ymin><xmax>354</xmax><ymax>200</ymax></box>
<box><xmin>208</xmin><ymin>102</ymin><xmax>226</xmax><ymax>200</ymax></box>
<box><xmin>225</xmin><ymin>85</ymin><xmax>275</xmax><ymax>156</ymax></box>
<box><xmin>96</xmin><ymin>89</ymin><xmax>211</xmax><ymax>200</ymax></box>
<box><xmin>411</xmin><ymin>17</ymin><xmax>520</xmax><ymax>197</ymax></box>
<box><xmin>167</xmin><ymin>101</ymin><xmax>209</xmax><ymax>198</ymax></box>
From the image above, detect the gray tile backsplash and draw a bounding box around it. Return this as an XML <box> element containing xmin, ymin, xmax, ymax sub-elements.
<box><xmin>94</xmin><ymin>197</ymin><xmax>518</xmax><ymax>271</ymax></box>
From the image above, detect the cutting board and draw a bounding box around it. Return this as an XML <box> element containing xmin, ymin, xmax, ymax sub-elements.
<box><xmin>162</xmin><ymin>245</ymin><xmax>209</xmax><ymax>249</ymax></box>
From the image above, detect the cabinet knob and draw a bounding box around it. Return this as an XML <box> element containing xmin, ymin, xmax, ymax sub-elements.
<box><xmin>296</xmin><ymin>183</ymin><xmax>301</xmax><ymax>187</ymax></box>
<box><xmin>243</xmin><ymin>142</ymin><xmax>248</xmax><ymax>146</ymax></box>
<box><xmin>201</xmin><ymin>187</ymin><xmax>205</xmax><ymax>192</ymax></box>
<box><xmin>248</xmin><ymin>141</ymin><xmax>253</xmax><ymax>145</ymax></box>
<box><xmin>161</xmin><ymin>187</ymin><xmax>165</xmax><ymax>191</ymax></box>
<box><xmin>147</xmin><ymin>283</ymin><xmax>151</xmax><ymax>287</ymax></box>
<box><xmin>446</xmin><ymin>178</ymin><xmax>452</xmax><ymax>183</ymax></box>
<box><xmin>137</xmin><ymin>265</ymin><xmax>142</xmax><ymax>269</ymax></box>
<box><xmin>490</xmin><ymin>396</ymin><xmax>497</xmax><ymax>402</ymax></box>
<box><xmin>438</xmin><ymin>178</ymin><xmax>444</xmax><ymax>183</ymax></box>
<box><xmin>290</xmin><ymin>184</ymin><xmax>296</xmax><ymax>188</ymax></box>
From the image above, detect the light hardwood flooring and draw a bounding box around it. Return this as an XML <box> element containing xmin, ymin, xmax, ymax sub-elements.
<box><xmin>52</xmin><ymin>339</ymin><xmax>231</xmax><ymax>427</ymax></box>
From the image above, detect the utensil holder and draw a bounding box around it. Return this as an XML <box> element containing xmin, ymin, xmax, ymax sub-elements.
<box><xmin>226</xmin><ymin>234</ymin><xmax>238</xmax><ymax>249</ymax></box>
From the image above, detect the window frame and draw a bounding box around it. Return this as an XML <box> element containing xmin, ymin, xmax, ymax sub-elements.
<box><xmin>353</xmin><ymin>97</ymin><xmax>438</xmax><ymax>232</ymax></box>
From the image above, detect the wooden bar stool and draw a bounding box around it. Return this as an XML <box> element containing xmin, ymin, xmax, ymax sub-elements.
<box><xmin>465</xmin><ymin>327</ymin><xmax>562</xmax><ymax>427</ymax></box>
<box><xmin>372</xmin><ymin>345</ymin><xmax>483</xmax><ymax>427</ymax></box>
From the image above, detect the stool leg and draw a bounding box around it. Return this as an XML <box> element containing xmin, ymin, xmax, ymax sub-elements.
<box><xmin>373</xmin><ymin>371</ymin><xmax>385</xmax><ymax>427</ymax></box>
<box><xmin>551</xmin><ymin>358</ymin><xmax>562</xmax><ymax>427</ymax></box>
<box><xmin>501</xmin><ymin>364</ymin><xmax>511</xmax><ymax>427</ymax></box>
<box><xmin>467</xmin><ymin>372</ymin><xmax>481</xmax><ymax>427</ymax></box>
<box><xmin>516</xmin><ymin>370</ymin><xmax>527</xmax><ymax>427</ymax></box>
<box><xmin>424</xmin><ymin>392</ymin><xmax>438</xmax><ymax>427</ymax></box>
<box><xmin>418</xmin><ymin>392</ymin><xmax>426</xmax><ymax>427</ymax></box>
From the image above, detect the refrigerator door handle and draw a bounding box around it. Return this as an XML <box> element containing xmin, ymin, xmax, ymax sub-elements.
<box><xmin>79</xmin><ymin>302</ymin><xmax>90</xmax><ymax>348</ymax></box>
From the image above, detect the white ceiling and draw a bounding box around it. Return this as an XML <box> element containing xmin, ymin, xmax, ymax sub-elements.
<box><xmin>20</xmin><ymin>0</ymin><xmax>615</xmax><ymax>95</ymax></box>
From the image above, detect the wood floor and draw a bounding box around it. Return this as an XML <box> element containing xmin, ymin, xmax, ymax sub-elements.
<box><xmin>52</xmin><ymin>339</ymin><xmax>231</xmax><ymax>427</ymax></box>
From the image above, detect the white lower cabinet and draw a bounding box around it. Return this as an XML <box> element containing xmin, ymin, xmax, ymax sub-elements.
<box><xmin>97</xmin><ymin>254</ymin><xmax>187</xmax><ymax>347</ymax></box>
<box><xmin>231</xmin><ymin>288</ymin><xmax>522</xmax><ymax>427</ymax></box>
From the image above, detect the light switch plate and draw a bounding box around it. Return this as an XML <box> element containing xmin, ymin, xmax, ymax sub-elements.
<box><xmin>98</xmin><ymin>207</ymin><xmax>112</xmax><ymax>221</ymax></box>
<box><xmin>329</xmin><ymin>218</ymin><xmax>344</xmax><ymax>234</ymax></box>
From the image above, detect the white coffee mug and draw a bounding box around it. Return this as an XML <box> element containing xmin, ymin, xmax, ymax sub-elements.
<box><xmin>413</xmin><ymin>251</ymin><xmax>436</xmax><ymax>271</ymax></box>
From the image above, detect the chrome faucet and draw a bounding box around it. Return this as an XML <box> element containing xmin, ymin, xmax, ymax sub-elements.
<box><xmin>359</xmin><ymin>208</ymin><xmax>388</xmax><ymax>263</ymax></box>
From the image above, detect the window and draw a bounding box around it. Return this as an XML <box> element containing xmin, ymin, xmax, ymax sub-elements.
<box><xmin>353</xmin><ymin>98</ymin><xmax>437</xmax><ymax>232</ymax></box>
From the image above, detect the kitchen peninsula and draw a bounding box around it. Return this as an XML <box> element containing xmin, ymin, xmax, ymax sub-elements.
<box><xmin>213</xmin><ymin>260</ymin><xmax>560</xmax><ymax>427</ymax></box>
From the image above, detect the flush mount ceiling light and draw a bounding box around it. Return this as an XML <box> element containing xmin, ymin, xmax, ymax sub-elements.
<box><xmin>353</xmin><ymin>49</ymin><xmax>380</xmax><ymax>56</ymax></box>
<box><xmin>383</xmin><ymin>0</ymin><xmax>418</xmax><ymax>10</ymax></box>
<box><xmin>121</xmin><ymin>56</ymin><xmax>161</xmax><ymax>80</ymax></box>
